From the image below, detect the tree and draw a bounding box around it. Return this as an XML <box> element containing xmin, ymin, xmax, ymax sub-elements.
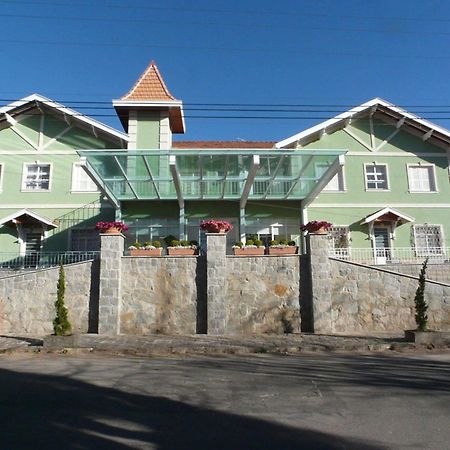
<box><xmin>53</xmin><ymin>262</ymin><xmax>72</xmax><ymax>336</ymax></box>
<box><xmin>414</xmin><ymin>258</ymin><xmax>429</xmax><ymax>332</ymax></box>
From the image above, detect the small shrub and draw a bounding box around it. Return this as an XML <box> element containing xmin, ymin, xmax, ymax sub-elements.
<box><xmin>132</xmin><ymin>241</ymin><xmax>142</xmax><ymax>248</ymax></box>
<box><xmin>164</xmin><ymin>235</ymin><xmax>177</xmax><ymax>246</ymax></box>
<box><xmin>152</xmin><ymin>240</ymin><xmax>161</xmax><ymax>248</ymax></box>
<box><xmin>143</xmin><ymin>241</ymin><xmax>152</xmax><ymax>247</ymax></box>
<box><xmin>246</xmin><ymin>239</ymin><xmax>254</xmax><ymax>246</ymax></box>
<box><xmin>170</xmin><ymin>239</ymin><xmax>181</xmax><ymax>247</ymax></box>
<box><xmin>189</xmin><ymin>240</ymin><xmax>199</xmax><ymax>247</ymax></box>
<box><xmin>53</xmin><ymin>263</ymin><xmax>72</xmax><ymax>336</ymax></box>
<box><xmin>270</xmin><ymin>240</ymin><xmax>279</xmax><ymax>246</ymax></box>
<box><xmin>414</xmin><ymin>258</ymin><xmax>429</xmax><ymax>332</ymax></box>
<box><xmin>180</xmin><ymin>240</ymin><xmax>190</xmax><ymax>247</ymax></box>
<box><xmin>279</xmin><ymin>239</ymin><xmax>288</xmax><ymax>245</ymax></box>
<box><xmin>234</xmin><ymin>241</ymin><xmax>244</xmax><ymax>248</ymax></box>
<box><xmin>288</xmin><ymin>240</ymin><xmax>296</xmax><ymax>246</ymax></box>
<box><xmin>254</xmin><ymin>239</ymin><xmax>263</xmax><ymax>247</ymax></box>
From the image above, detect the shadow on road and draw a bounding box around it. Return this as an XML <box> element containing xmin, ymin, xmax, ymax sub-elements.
<box><xmin>0</xmin><ymin>365</ymin><xmax>386</xmax><ymax>450</ymax></box>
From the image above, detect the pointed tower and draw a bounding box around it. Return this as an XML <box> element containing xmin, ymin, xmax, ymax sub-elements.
<box><xmin>113</xmin><ymin>61</ymin><xmax>184</xmax><ymax>149</ymax></box>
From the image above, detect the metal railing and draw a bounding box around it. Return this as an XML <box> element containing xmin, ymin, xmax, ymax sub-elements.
<box><xmin>0</xmin><ymin>251</ymin><xmax>100</xmax><ymax>270</ymax></box>
<box><xmin>329</xmin><ymin>247</ymin><xmax>450</xmax><ymax>265</ymax></box>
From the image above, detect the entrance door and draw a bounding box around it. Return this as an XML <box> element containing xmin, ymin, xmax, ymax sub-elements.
<box><xmin>24</xmin><ymin>231</ymin><xmax>42</xmax><ymax>267</ymax></box>
<box><xmin>373</xmin><ymin>227</ymin><xmax>391</xmax><ymax>264</ymax></box>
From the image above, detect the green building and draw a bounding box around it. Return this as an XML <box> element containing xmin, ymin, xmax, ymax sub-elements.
<box><xmin>1</xmin><ymin>61</ymin><xmax>449</xmax><ymax>264</ymax></box>
<box><xmin>277</xmin><ymin>98</ymin><xmax>450</xmax><ymax>263</ymax></box>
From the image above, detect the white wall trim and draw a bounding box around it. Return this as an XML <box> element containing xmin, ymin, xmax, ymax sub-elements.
<box><xmin>0</xmin><ymin>203</ymin><xmax>108</xmax><ymax>209</ymax></box>
<box><xmin>346</xmin><ymin>151</ymin><xmax>447</xmax><ymax>157</ymax></box>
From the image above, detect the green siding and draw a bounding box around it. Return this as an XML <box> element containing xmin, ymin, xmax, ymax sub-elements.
<box><xmin>304</xmin><ymin>117</ymin><xmax>450</xmax><ymax>249</ymax></box>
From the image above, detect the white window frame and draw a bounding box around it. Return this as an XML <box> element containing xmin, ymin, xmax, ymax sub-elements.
<box><xmin>364</xmin><ymin>163</ymin><xmax>389</xmax><ymax>191</ymax></box>
<box><xmin>328</xmin><ymin>226</ymin><xmax>351</xmax><ymax>256</ymax></box>
<box><xmin>406</xmin><ymin>164</ymin><xmax>438</xmax><ymax>193</ymax></box>
<box><xmin>0</xmin><ymin>163</ymin><xmax>4</xmax><ymax>192</ymax></box>
<box><xmin>315</xmin><ymin>163</ymin><xmax>346</xmax><ymax>192</ymax></box>
<box><xmin>413</xmin><ymin>224</ymin><xmax>444</xmax><ymax>256</ymax></box>
<box><xmin>21</xmin><ymin>162</ymin><xmax>52</xmax><ymax>192</ymax></box>
<box><xmin>71</xmin><ymin>162</ymin><xmax>99</xmax><ymax>193</ymax></box>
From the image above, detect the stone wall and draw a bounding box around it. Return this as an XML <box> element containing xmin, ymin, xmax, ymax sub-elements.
<box><xmin>330</xmin><ymin>258</ymin><xmax>450</xmax><ymax>332</ymax></box>
<box><xmin>225</xmin><ymin>255</ymin><xmax>301</xmax><ymax>334</ymax></box>
<box><xmin>120</xmin><ymin>256</ymin><xmax>204</xmax><ymax>335</ymax></box>
<box><xmin>0</xmin><ymin>260</ymin><xmax>98</xmax><ymax>335</ymax></box>
<box><xmin>381</xmin><ymin>263</ymin><xmax>450</xmax><ymax>284</ymax></box>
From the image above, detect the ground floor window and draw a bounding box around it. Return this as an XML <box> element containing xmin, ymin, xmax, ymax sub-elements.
<box><xmin>413</xmin><ymin>225</ymin><xmax>443</xmax><ymax>256</ymax></box>
<box><xmin>328</xmin><ymin>226</ymin><xmax>350</xmax><ymax>255</ymax></box>
<box><xmin>71</xmin><ymin>229</ymin><xmax>100</xmax><ymax>251</ymax></box>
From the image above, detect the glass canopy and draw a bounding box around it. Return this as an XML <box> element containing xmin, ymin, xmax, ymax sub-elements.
<box><xmin>77</xmin><ymin>149</ymin><xmax>346</xmax><ymax>205</ymax></box>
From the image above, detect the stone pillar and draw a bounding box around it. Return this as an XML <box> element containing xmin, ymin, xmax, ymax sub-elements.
<box><xmin>98</xmin><ymin>233</ymin><xmax>124</xmax><ymax>335</ymax></box>
<box><xmin>307</xmin><ymin>233</ymin><xmax>333</xmax><ymax>334</ymax></box>
<box><xmin>206</xmin><ymin>233</ymin><xmax>227</xmax><ymax>335</ymax></box>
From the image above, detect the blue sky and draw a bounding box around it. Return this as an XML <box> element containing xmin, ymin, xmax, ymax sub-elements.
<box><xmin>1</xmin><ymin>0</ymin><xmax>450</xmax><ymax>142</ymax></box>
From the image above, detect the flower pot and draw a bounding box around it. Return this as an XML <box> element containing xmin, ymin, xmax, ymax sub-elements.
<box><xmin>268</xmin><ymin>246</ymin><xmax>298</xmax><ymax>255</ymax></box>
<box><xmin>233</xmin><ymin>247</ymin><xmax>265</xmax><ymax>256</ymax></box>
<box><xmin>100</xmin><ymin>227</ymin><xmax>121</xmax><ymax>235</ymax></box>
<box><xmin>309</xmin><ymin>227</ymin><xmax>329</xmax><ymax>235</ymax></box>
<box><xmin>167</xmin><ymin>247</ymin><xmax>197</xmax><ymax>256</ymax></box>
<box><xmin>130</xmin><ymin>248</ymin><xmax>163</xmax><ymax>257</ymax></box>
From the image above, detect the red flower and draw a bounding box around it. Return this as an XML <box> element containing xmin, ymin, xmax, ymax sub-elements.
<box><xmin>200</xmin><ymin>219</ymin><xmax>233</xmax><ymax>233</ymax></box>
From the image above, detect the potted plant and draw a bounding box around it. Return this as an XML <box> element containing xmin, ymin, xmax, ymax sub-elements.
<box><xmin>268</xmin><ymin>239</ymin><xmax>298</xmax><ymax>255</ymax></box>
<box><xmin>232</xmin><ymin>239</ymin><xmax>265</xmax><ymax>256</ymax></box>
<box><xmin>95</xmin><ymin>221</ymin><xmax>129</xmax><ymax>234</ymax></box>
<box><xmin>128</xmin><ymin>240</ymin><xmax>163</xmax><ymax>256</ymax></box>
<box><xmin>167</xmin><ymin>239</ymin><xmax>198</xmax><ymax>256</ymax></box>
<box><xmin>300</xmin><ymin>220</ymin><xmax>332</xmax><ymax>235</ymax></box>
<box><xmin>200</xmin><ymin>219</ymin><xmax>233</xmax><ymax>234</ymax></box>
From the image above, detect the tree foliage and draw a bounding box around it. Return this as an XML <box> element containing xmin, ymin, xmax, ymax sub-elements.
<box><xmin>414</xmin><ymin>258</ymin><xmax>429</xmax><ymax>332</ymax></box>
<box><xmin>53</xmin><ymin>263</ymin><xmax>72</xmax><ymax>336</ymax></box>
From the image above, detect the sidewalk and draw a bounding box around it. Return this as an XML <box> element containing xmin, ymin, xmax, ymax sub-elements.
<box><xmin>2</xmin><ymin>332</ymin><xmax>447</xmax><ymax>356</ymax></box>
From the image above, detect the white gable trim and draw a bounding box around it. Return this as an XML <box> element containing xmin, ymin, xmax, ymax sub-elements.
<box><xmin>0</xmin><ymin>94</ymin><xmax>129</xmax><ymax>143</ymax></box>
<box><xmin>0</xmin><ymin>208</ymin><xmax>57</xmax><ymax>228</ymax></box>
<box><xmin>276</xmin><ymin>97</ymin><xmax>450</xmax><ymax>149</ymax></box>
<box><xmin>361</xmin><ymin>207</ymin><xmax>414</xmax><ymax>225</ymax></box>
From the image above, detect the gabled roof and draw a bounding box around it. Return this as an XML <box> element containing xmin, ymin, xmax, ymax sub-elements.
<box><xmin>361</xmin><ymin>207</ymin><xmax>414</xmax><ymax>225</ymax></box>
<box><xmin>120</xmin><ymin>60</ymin><xmax>178</xmax><ymax>102</ymax></box>
<box><xmin>0</xmin><ymin>209</ymin><xmax>57</xmax><ymax>228</ymax></box>
<box><xmin>0</xmin><ymin>93</ymin><xmax>128</xmax><ymax>145</ymax></box>
<box><xmin>276</xmin><ymin>97</ymin><xmax>450</xmax><ymax>149</ymax></box>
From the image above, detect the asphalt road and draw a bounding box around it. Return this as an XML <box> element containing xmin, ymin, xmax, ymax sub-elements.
<box><xmin>0</xmin><ymin>352</ymin><xmax>449</xmax><ymax>450</ymax></box>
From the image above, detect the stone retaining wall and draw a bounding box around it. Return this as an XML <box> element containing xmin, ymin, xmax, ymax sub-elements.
<box><xmin>0</xmin><ymin>260</ymin><xmax>98</xmax><ymax>335</ymax></box>
<box><xmin>329</xmin><ymin>258</ymin><xmax>450</xmax><ymax>333</ymax></box>
<box><xmin>120</xmin><ymin>256</ymin><xmax>204</xmax><ymax>335</ymax></box>
<box><xmin>225</xmin><ymin>255</ymin><xmax>301</xmax><ymax>334</ymax></box>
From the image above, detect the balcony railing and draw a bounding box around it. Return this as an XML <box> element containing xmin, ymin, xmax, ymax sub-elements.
<box><xmin>329</xmin><ymin>247</ymin><xmax>450</xmax><ymax>265</ymax></box>
<box><xmin>0</xmin><ymin>251</ymin><xmax>100</xmax><ymax>270</ymax></box>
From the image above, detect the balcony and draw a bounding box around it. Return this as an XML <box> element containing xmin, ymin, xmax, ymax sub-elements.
<box><xmin>329</xmin><ymin>247</ymin><xmax>450</xmax><ymax>265</ymax></box>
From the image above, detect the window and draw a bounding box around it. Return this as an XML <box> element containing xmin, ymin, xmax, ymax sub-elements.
<box><xmin>71</xmin><ymin>229</ymin><xmax>100</xmax><ymax>251</ymax></box>
<box><xmin>22</xmin><ymin>164</ymin><xmax>51</xmax><ymax>191</ymax></box>
<box><xmin>328</xmin><ymin>226</ymin><xmax>350</xmax><ymax>256</ymax></box>
<box><xmin>315</xmin><ymin>164</ymin><xmax>345</xmax><ymax>192</ymax></box>
<box><xmin>365</xmin><ymin>164</ymin><xmax>388</xmax><ymax>190</ymax></box>
<box><xmin>408</xmin><ymin>165</ymin><xmax>437</xmax><ymax>192</ymax></box>
<box><xmin>414</xmin><ymin>225</ymin><xmax>443</xmax><ymax>256</ymax></box>
<box><xmin>71</xmin><ymin>163</ymin><xmax>98</xmax><ymax>192</ymax></box>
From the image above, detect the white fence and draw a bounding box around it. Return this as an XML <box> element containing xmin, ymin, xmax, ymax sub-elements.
<box><xmin>329</xmin><ymin>247</ymin><xmax>450</xmax><ymax>265</ymax></box>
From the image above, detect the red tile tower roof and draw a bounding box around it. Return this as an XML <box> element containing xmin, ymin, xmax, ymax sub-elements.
<box><xmin>120</xmin><ymin>60</ymin><xmax>178</xmax><ymax>102</ymax></box>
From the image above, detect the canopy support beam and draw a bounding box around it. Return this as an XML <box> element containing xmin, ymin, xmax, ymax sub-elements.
<box><xmin>169</xmin><ymin>155</ymin><xmax>185</xmax><ymax>239</ymax></box>
<box><xmin>283</xmin><ymin>155</ymin><xmax>314</xmax><ymax>199</ymax></box>
<box><xmin>240</xmin><ymin>155</ymin><xmax>260</xmax><ymax>209</ymax></box>
<box><xmin>303</xmin><ymin>155</ymin><xmax>345</xmax><ymax>208</ymax></box>
<box><xmin>262</xmin><ymin>155</ymin><xmax>285</xmax><ymax>199</ymax></box>
<box><xmin>79</xmin><ymin>157</ymin><xmax>120</xmax><ymax>209</ymax></box>
<box><xmin>141</xmin><ymin>155</ymin><xmax>161</xmax><ymax>199</ymax></box>
<box><xmin>114</xmin><ymin>156</ymin><xmax>139</xmax><ymax>200</ymax></box>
